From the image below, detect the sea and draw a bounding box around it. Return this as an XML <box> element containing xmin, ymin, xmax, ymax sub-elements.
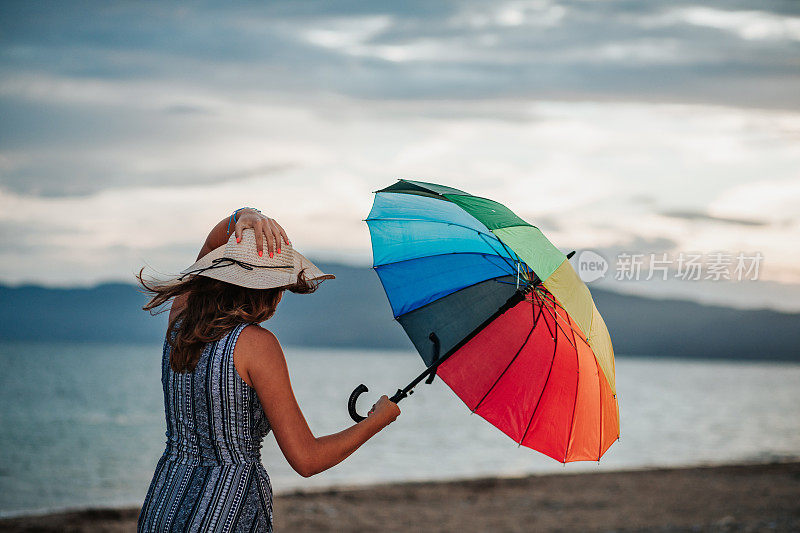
<box><xmin>1</xmin><ymin>342</ymin><xmax>799</xmax><ymax>517</ymax></box>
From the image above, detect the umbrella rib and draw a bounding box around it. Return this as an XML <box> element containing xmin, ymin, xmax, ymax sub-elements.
<box><xmin>471</xmin><ymin>301</ymin><xmax>539</xmax><ymax>415</ymax></box>
<box><xmin>532</xmin><ymin>291</ymin><xmax>556</xmax><ymax>340</ymax></box>
<box><xmin>535</xmin><ymin>292</ymin><xmax>591</xmax><ymax>349</ymax></box>
<box><xmin>369</xmin><ymin>218</ymin><xmax>532</xmax><ymax>285</ymax></box>
<box><xmin>538</xmin><ymin>291</ymin><xmax>608</xmax><ymax>461</ymax></box>
<box><xmin>594</xmin><ymin>350</ymin><xmax>604</xmax><ymax>461</ymax></box>
<box><xmin>477</xmin><ymin>232</ymin><xmax>527</xmax><ymax>280</ymax></box>
<box><xmin>374</xmin><ymin>251</ymin><xmax>516</xmax><ymax>271</ymax></box>
<box><xmin>366</xmin><ymin>217</ymin><xmax>501</xmax><ymax>243</ymax></box>
<box><xmin>535</xmin><ymin>288</ymin><xmax>570</xmax><ymax>315</ymax></box>
<box><xmin>390</xmin><ymin>273</ymin><xmax>523</xmax><ymax>320</ymax></box>
<box><xmin>563</xmin><ymin>310</ymin><xmax>581</xmax><ymax>463</ymax></box>
<box><xmin>535</xmin><ymin>289</ymin><xmax>578</xmax><ymax>323</ymax></box>
<box><xmin>519</xmin><ymin>291</ymin><xmax>558</xmax><ymax>445</ymax></box>
<box><xmin>369</xmin><ymin>215</ymin><xmax>519</xmax><ymax>275</ymax></box>
<box><xmin>537</xmin><ymin>300</ymin><xmax>578</xmax><ymax>352</ymax></box>
<box><xmin>538</xmin><ymin>293</ymin><xmax>590</xmax><ymax>346</ymax></box>
<box><xmin>536</xmin><ymin>294</ymin><xmax>597</xmax><ymax>463</ymax></box>
<box><xmin>536</xmin><ymin>292</ymin><xmax>562</xmax><ymax>313</ymax></box>
<box><xmin>370</xmin><ymin>215</ymin><xmax>527</xmax><ymax>280</ymax></box>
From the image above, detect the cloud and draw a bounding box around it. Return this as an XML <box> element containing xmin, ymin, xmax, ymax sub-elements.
<box><xmin>660</xmin><ymin>210</ymin><xmax>768</xmax><ymax>227</ymax></box>
<box><xmin>162</xmin><ymin>104</ymin><xmax>213</xmax><ymax>115</ymax></box>
<box><xmin>652</xmin><ymin>7</ymin><xmax>800</xmax><ymax>42</ymax></box>
<box><xmin>1</xmin><ymin>1</ymin><xmax>798</xmax><ymax>106</ymax></box>
<box><xmin>709</xmin><ymin>178</ymin><xmax>800</xmax><ymax>222</ymax></box>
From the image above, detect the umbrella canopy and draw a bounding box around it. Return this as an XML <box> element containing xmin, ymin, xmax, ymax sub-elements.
<box><xmin>363</xmin><ymin>179</ymin><xmax>619</xmax><ymax>463</ymax></box>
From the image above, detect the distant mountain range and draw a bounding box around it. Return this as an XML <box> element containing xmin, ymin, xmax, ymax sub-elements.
<box><xmin>1</xmin><ymin>263</ymin><xmax>798</xmax><ymax>361</ymax></box>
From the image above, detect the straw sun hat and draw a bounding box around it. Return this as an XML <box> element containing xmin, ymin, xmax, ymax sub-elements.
<box><xmin>177</xmin><ymin>228</ymin><xmax>335</xmax><ymax>289</ymax></box>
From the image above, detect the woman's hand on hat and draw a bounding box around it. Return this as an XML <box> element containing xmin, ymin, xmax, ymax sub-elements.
<box><xmin>234</xmin><ymin>210</ymin><xmax>290</xmax><ymax>258</ymax></box>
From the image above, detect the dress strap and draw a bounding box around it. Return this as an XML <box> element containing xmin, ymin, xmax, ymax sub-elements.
<box><xmin>220</xmin><ymin>322</ymin><xmax>257</xmax><ymax>365</ymax></box>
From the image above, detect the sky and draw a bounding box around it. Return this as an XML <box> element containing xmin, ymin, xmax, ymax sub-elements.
<box><xmin>1</xmin><ymin>1</ymin><xmax>799</xmax><ymax>310</ymax></box>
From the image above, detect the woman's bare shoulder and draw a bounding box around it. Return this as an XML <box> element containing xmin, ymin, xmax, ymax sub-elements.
<box><xmin>236</xmin><ymin>325</ymin><xmax>286</xmax><ymax>370</ymax></box>
<box><xmin>239</xmin><ymin>323</ymin><xmax>278</xmax><ymax>345</ymax></box>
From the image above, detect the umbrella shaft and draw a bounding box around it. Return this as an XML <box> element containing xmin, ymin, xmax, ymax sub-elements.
<box><xmin>390</xmin><ymin>287</ymin><xmax>531</xmax><ymax>403</ymax></box>
<box><xmin>389</xmin><ymin>364</ymin><xmax>439</xmax><ymax>403</ymax></box>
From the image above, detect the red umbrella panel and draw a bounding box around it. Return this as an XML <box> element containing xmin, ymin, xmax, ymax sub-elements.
<box><xmin>436</xmin><ymin>288</ymin><xmax>619</xmax><ymax>462</ymax></box>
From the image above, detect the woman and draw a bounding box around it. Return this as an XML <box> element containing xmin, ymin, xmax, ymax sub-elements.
<box><xmin>136</xmin><ymin>208</ymin><xmax>401</xmax><ymax>532</ymax></box>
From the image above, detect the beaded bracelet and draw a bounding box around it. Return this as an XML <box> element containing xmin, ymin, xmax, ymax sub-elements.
<box><xmin>227</xmin><ymin>207</ymin><xmax>262</xmax><ymax>236</ymax></box>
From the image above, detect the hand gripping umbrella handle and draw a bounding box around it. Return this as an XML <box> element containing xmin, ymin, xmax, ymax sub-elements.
<box><xmin>347</xmin><ymin>333</ymin><xmax>441</xmax><ymax>422</ymax></box>
<box><xmin>347</xmin><ymin>384</ymin><xmax>407</xmax><ymax>422</ymax></box>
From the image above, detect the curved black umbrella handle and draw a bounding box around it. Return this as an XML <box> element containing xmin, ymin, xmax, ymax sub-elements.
<box><xmin>347</xmin><ymin>384</ymin><xmax>408</xmax><ymax>422</ymax></box>
<box><xmin>348</xmin><ymin>383</ymin><xmax>370</xmax><ymax>422</ymax></box>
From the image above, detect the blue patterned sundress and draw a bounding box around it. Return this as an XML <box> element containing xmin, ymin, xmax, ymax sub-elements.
<box><xmin>138</xmin><ymin>321</ymin><xmax>274</xmax><ymax>532</ymax></box>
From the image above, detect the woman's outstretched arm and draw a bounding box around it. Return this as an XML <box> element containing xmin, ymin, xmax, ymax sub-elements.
<box><xmin>169</xmin><ymin>209</ymin><xmax>290</xmax><ymax>322</ymax></box>
<box><xmin>234</xmin><ymin>325</ymin><xmax>401</xmax><ymax>477</ymax></box>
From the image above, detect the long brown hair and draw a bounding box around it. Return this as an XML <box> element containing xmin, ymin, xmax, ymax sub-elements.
<box><xmin>137</xmin><ymin>269</ymin><xmax>319</xmax><ymax>372</ymax></box>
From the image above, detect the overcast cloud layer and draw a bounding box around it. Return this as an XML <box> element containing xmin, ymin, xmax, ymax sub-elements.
<box><xmin>1</xmin><ymin>1</ymin><xmax>799</xmax><ymax>308</ymax></box>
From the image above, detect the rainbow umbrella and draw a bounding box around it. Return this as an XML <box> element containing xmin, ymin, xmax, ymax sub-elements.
<box><xmin>347</xmin><ymin>179</ymin><xmax>619</xmax><ymax>462</ymax></box>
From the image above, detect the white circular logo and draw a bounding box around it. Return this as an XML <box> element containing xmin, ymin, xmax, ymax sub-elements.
<box><xmin>577</xmin><ymin>250</ymin><xmax>608</xmax><ymax>283</ymax></box>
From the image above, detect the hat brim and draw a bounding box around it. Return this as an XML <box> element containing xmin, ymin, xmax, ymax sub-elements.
<box><xmin>178</xmin><ymin>235</ymin><xmax>334</xmax><ymax>290</ymax></box>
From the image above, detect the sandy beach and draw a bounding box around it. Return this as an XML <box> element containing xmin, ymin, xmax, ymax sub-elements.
<box><xmin>1</xmin><ymin>461</ymin><xmax>798</xmax><ymax>532</ymax></box>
